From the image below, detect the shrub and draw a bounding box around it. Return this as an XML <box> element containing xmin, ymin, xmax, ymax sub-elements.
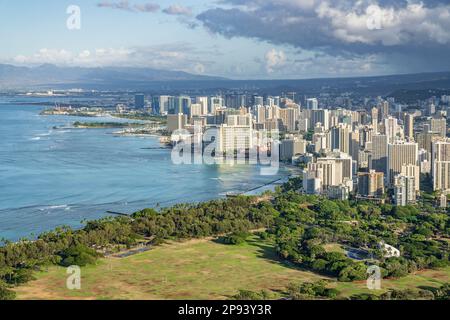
<box><xmin>59</xmin><ymin>244</ymin><xmax>100</xmax><ymax>267</ymax></box>
<box><xmin>218</xmin><ymin>232</ymin><xmax>251</xmax><ymax>245</ymax></box>
<box><xmin>0</xmin><ymin>282</ymin><xmax>16</xmax><ymax>300</ymax></box>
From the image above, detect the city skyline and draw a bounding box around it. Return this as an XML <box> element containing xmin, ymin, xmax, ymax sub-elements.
<box><xmin>2</xmin><ymin>0</ymin><xmax>450</xmax><ymax>79</ymax></box>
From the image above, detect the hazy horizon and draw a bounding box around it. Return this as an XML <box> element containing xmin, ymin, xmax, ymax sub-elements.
<box><xmin>2</xmin><ymin>1</ymin><xmax>450</xmax><ymax>80</ymax></box>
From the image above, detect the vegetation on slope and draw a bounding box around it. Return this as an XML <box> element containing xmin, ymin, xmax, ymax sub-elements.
<box><xmin>1</xmin><ymin>178</ymin><xmax>449</xmax><ymax>300</ymax></box>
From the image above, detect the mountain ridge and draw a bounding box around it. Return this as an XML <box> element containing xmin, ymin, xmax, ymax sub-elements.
<box><xmin>1</xmin><ymin>64</ymin><xmax>450</xmax><ymax>96</ymax></box>
<box><xmin>0</xmin><ymin>64</ymin><xmax>227</xmax><ymax>89</ymax></box>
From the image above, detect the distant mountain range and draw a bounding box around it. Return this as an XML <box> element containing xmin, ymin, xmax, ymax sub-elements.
<box><xmin>1</xmin><ymin>64</ymin><xmax>450</xmax><ymax>98</ymax></box>
<box><xmin>0</xmin><ymin>64</ymin><xmax>227</xmax><ymax>89</ymax></box>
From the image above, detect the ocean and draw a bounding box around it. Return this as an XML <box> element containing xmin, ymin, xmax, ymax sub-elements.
<box><xmin>0</xmin><ymin>96</ymin><xmax>290</xmax><ymax>241</ymax></box>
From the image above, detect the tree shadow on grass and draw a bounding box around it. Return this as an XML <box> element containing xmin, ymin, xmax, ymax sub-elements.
<box><xmin>245</xmin><ymin>237</ymin><xmax>324</xmax><ymax>276</ymax></box>
<box><xmin>418</xmin><ymin>285</ymin><xmax>440</xmax><ymax>294</ymax></box>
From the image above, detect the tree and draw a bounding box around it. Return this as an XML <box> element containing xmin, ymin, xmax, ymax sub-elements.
<box><xmin>0</xmin><ymin>281</ymin><xmax>16</xmax><ymax>300</ymax></box>
<box><xmin>59</xmin><ymin>244</ymin><xmax>100</xmax><ymax>267</ymax></box>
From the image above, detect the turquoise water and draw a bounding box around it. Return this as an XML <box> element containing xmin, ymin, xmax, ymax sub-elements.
<box><xmin>0</xmin><ymin>97</ymin><xmax>289</xmax><ymax>241</ymax></box>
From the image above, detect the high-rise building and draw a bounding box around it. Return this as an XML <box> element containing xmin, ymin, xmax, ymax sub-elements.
<box><xmin>427</xmin><ymin>103</ymin><xmax>436</xmax><ymax>116</ymax></box>
<box><xmin>416</xmin><ymin>131</ymin><xmax>440</xmax><ymax>153</ymax></box>
<box><xmin>371</xmin><ymin>107</ymin><xmax>379</xmax><ymax>134</ymax></box>
<box><xmin>330</xmin><ymin>124</ymin><xmax>351</xmax><ymax>155</ymax></box>
<box><xmin>387</xmin><ymin>142</ymin><xmax>418</xmax><ymax>186</ymax></box>
<box><xmin>370</xmin><ymin>134</ymin><xmax>388</xmax><ymax>175</ymax></box>
<box><xmin>350</xmin><ymin>130</ymin><xmax>360</xmax><ymax>162</ymax></box>
<box><xmin>152</xmin><ymin>95</ymin><xmax>170</xmax><ymax>115</ymax></box>
<box><xmin>227</xmin><ymin>114</ymin><xmax>251</xmax><ymax>126</ymax></box>
<box><xmin>279</xmin><ymin>107</ymin><xmax>299</xmax><ymax>132</ymax></box>
<box><xmin>280</xmin><ymin>138</ymin><xmax>307</xmax><ymax>161</ymax></box>
<box><xmin>311</xmin><ymin>109</ymin><xmax>330</xmax><ymax>131</ymax></box>
<box><xmin>167</xmin><ymin>113</ymin><xmax>187</xmax><ymax>133</ymax></box>
<box><xmin>394</xmin><ymin>175</ymin><xmax>416</xmax><ymax>206</ymax></box>
<box><xmin>180</xmin><ymin>96</ymin><xmax>191</xmax><ymax>115</ymax></box>
<box><xmin>196</xmin><ymin>96</ymin><xmax>209</xmax><ymax>115</ymax></box>
<box><xmin>209</xmin><ymin>96</ymin><xmax>223</xmax><ymax>114</ymax></box>
<box><xmin>430</xmin><ymin>117</ymin><xmax>447</xmax><ymax>137</ymax></box>
<box><xmin>384</xmin><ymin>116</ymin><xmax>398</xmax><ymax>143</ymax></box>
<box><xmin>401</xmin><ymin>164</ymin><xmax>420</xmax><ymax>192</ymax></box>
<box><xmin>253</xmin><ymin>96</ymin><xmax>264</xmax><ymax>107</ymax></box>
<box><xmin>256</xmin><ymin>105</ymin><xmax>267</xmax><ymax>123</ymax></box>
<box><xmin>304</xmin><ymin>160</ymin><xmax>343</xmax><ymax>190</ymax></box>
<box><xmin>134</xmin><ymin>94</ymin><xmax>145</xmax><ymax>109</ymax></box>
<box><xmin>307</xmin><ymin>98</ymin><xmax>318</xmax><ymax>110</ymax></box>
<box><xmin>302</xmin><ymin>167</ymin><xmax>323</xmax><ymax>195</ymax></box>
<box><xmin>317</xmin><ymin>151</ymin><xmax>353</xmax><ymax>183</ymax></box>
<box><xmin>217</xmin><ymin>122</ymin><xmax>253</xmax><ymax>153</ymax></box>
<box><xmin>273</xmin><ymin>96</ymin><xmax>281</xmax><ymax>107</ymax></box>
<box><xmin>359</xmin><ymin>126</ymin><xmax>374</xmax><ymax>149</ymax></box>
<box><xmin>357</xmin><ymin>170</ymin><xmax>384</xmax><ymax>198</ymax></box>
<box><xmin>189</xmin><ymin>103</ymin><xmax>203</xmax><ymax>117</ymax></box>
<box><xmin>378</xmin><ymin>101</ymin><xmax>389</xmax><ymax>123</ymax></box>
<box><xmin>266</xmin><ymin>97</ymin><xmax>275</xmax><ymax>107</ymax></box>
<box><xmin>432</xmin><ymin>140</ymin><xmax>450</xmax><ymax>191</ymax></box>
<box><xmin>404</xmin><ymin>113</ymin><xmax>414</xmax><ymax>140</ymax></box>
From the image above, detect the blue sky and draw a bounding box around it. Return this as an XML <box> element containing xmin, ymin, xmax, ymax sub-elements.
<box><xmin>1</xmin><ymin>0</ymin><xmax>450</xmax><ymax>79</ymax></box>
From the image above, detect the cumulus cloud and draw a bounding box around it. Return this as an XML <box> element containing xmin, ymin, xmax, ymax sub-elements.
<box><xmin>97</xmin><ymin>1</ymin><xmax>159</xmax><ymax>12</ymax></box>
<box><xmin>9</xmin><ymin>44</ymin><xmax>216</xmax><ymax>75</ymax></box>
<box><xmin>196</xmin><ymin>0</ymin><xmax>450</xmax><ymax>73</ymax></box>
<box><xmin>162</xmin><ymin>4</ymin><xmax>193</xmax><ymax>16</ymax></box>
<box><xmin>265</xmin><ymin>49</ymin><xmax>286</xmax><ymax>73</ymax></box>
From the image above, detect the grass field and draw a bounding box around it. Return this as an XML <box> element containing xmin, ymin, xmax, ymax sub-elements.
<box><xmin>14</xmin><ymin>236</ymin><xmax>450</xmax><ymax>300</ymax></box>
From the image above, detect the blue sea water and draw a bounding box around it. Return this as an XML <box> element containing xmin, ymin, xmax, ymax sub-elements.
<box><xmin>0</xmin><ymin>97</ymin><xmax>290</xmax><ymax>241</ymax></box>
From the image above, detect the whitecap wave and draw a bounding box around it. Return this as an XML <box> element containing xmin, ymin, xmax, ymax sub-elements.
<box><xmin>39</xmin><ymin>205</ymin><xmax>71</xmax><ymax>211</ymax></box>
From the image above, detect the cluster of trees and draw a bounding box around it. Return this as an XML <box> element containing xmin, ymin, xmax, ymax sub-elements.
<box><xmin>218</xmin><ymin>232</ymin><xmax>251</xmax><ymax>245</ymax></box>
<box><xmin>351</xmin><ymin>284</ymin><xmax>450</xmax><ymax>300</ymax></box>
<box><xmin>0</xmin><ymin>177</ymin><xmax>448</xmax><ymax>300</ymax></box>
<box><xmin>232</xmin><ymin>290</ymin><xmax>273</xmax><ymax>300</ymax></box>
<box><xmin>287</xmin><ymin>280</ymin><xmax>340</xmax><ymax>300</ymax></box>
<box><xmin>270</xmin><ymin>188</ymin><xmax>449</xmax><ymax>282</ymax></box>
<box><xmin>0</xmin><ymin>196</ymin><xmax>275</xmax><ymax>299</ymax></box>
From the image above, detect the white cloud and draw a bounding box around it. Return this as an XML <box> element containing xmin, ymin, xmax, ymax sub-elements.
<box><xmin>8</xmin><ymin>45</ymin><xmax>216</xmax><ymax>75</ymax></box>
<box><xmin>97</xmin><ymin>1</ymin><xmax>160</xmax><ymax>12</ymax></box>
<box><xmin>316</xmin><ymin>1</ymin><xmax>450</xmax><ymax>46</ymax></box>
<box><xmin>197</xmin><ymin>0</ymin><xmax>450</xmax><ymax>73</ymax></box>
<box><xmin>265</xmin><ymin>49</ymin><xmax>286</xmax><ymax>73</ymax></box>
<box><xmin>163</xmin><ymin>4</ymin><xmax>193</xmax><ymax>16</ymax></box>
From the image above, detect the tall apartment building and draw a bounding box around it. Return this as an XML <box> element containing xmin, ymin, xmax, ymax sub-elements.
<box><xmin>330</xmin><ymin>124</ymin><xmax>351</xmax><ymax>155</ymax></box>
<box><xmin>416</xmin><ymin>131</ymin><xmax>441</xmax><ymax>153</ymax></box>
<box><xmin>167</xmin><ymin>113</ymin><xmax>188</xmax><ymax>133</ymax></box>
<box><xmin>189</xmin><ymin>103</ymin><xmax>203</xmax><ymax>117</ymax></box>
<box><xmin>371</xmin><ymin>107</ymin><xmax>379</xmax><ymax>134</ymax></box>
<box><xmin>306</xmin><ymin>98</ymin><xmax>318</xmax><ymax>110</ymax></box>
<box><xmin>280</xmin><ymin>138</ymin><xmax>307</xmax><ymax>161</ymax></box>
<box><xmin>216</xmin><ymin>124</ymin><xmax>253</xmax><ymax>153</ymax></box>
<box><xmin>209</xmin><ymin>96</ymin><xmax>223</xmax><ymax>114</ymax></box>
<box><xmin>404</xmin><ymin>113</ymin><xmax>414</xmax><ymax>140</ymax></box>
<box><xmin>310</xmin><ymin>109</ymin><xmax>330</xmax><ymax>131</ymax></box>
<box><xmin>400</xmin><ymin>164</ymin><xmax>420</xmax><ymax>192</ymax></box>
<box><xmin>303</xmin><ymin>160</ymin><xmax>344</xmax><ymax>191</ymax></box>
<box><xmin>387</xmin><ymin>142</ymin><xmax>418</xmax><ymax>186</ymax></box>
<box><xmin>378</xmin><ymin>101</ymin><xmax>389</xmax><ymax>123</ymax></box>
<box><xmin>357</xmin><ymin>170</ymin><xmax>384</xmax><ymax>198</ymax></box>
<box><xmin>370</xmin><ymin>134</ymin><xmax>388</xmax><ymax>175</ymax></box>
<box><xmin>195</xmin><ymin>96</ymin><xmax>209</xmax><ymax>115</ymax></box>
<box><xmin>394</xmin><ymin>175</ymin><xmax>416</xmax><ymax>206</ymax></box>
<box><xmin>279</xmin><ymin>107</ymin><xmax>299</xmax><ymax>132</ymax></box>
<box><xmin>317</xmin><ymin>151</ymin><xmax>353</xmax><ymax>183</ymax></box>
<box><xmin>430</xmin><ymin>117</ymin><xmax>447</xmax><ymax>137</ymax></box>
<box><xmin>134</xmin><ymin>94</ymin><xmax>145</xmax><ymax>109</ymax></box>
<box><xmin>384</xmin><ymin>116</ymin><xmax>399</xmax><ymax>143</ymax></box>
<box><xmin>432</xmin><ymin>140</ymin><xmax>450</xmax><ymax>191</ymax></box>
